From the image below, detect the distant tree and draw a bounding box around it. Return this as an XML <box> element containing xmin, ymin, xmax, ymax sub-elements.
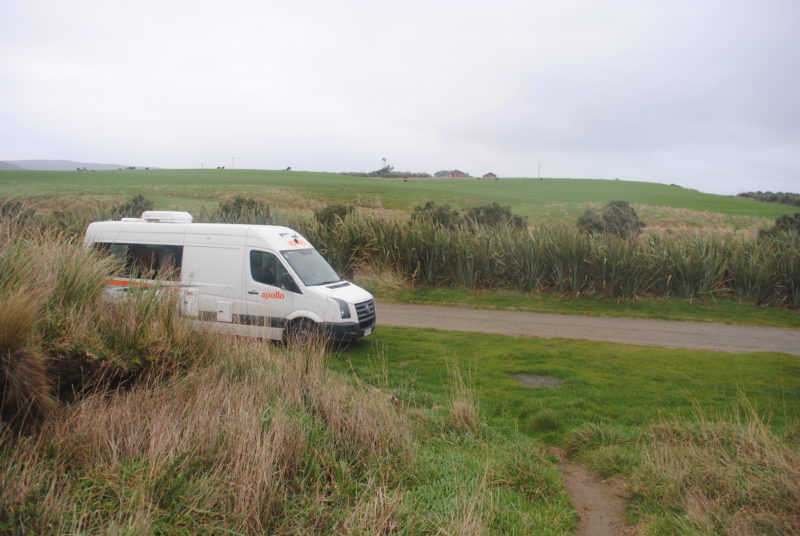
<box><xmin>314</xmin><ymin>203</ymin><xmax>354</xmax><ymax>226</ymax></box>
<box><xmin>368</xmin><ymin>165</ymin><xmax>394</xmax><ymax>177</ymax></box>
<box><xmin>738</xmin><ymin>191</ymin><xmax>800</xmax><ymax>207</ymax></box>
<box><xmin>577</xmin><ymin>200</ymin><xmax>645</xmax><ymax>239</ymax></box>
<box><xmin>759</xmin><ymin>212</ymin><xmax>800</xmax><ymax>239</ymax></box>
<box><xmin>411</xmin><ymin>201</ymin><xmax>464</xmax><ymax>229</ymax></box>
<box><xmin>602</xmin><ymin>200</ymin><xmax>645</xmax><ymax>238</ymax></box>
<box><xmin>218</xmin><ymin>196</ymin><xmax>271</xmax><ymax>222</ymax></box>
<box><xmin>111</xmin><ymin>194</ymin><xmax>153</xmax><ymax>218</ymax></box>
<box><xmin>434</xmin><ymin>170</ymin><xmax>451</xmax><ymax>178</ymax></box>
<box><xmin>466</xmin><ymin>202</ymin><xmax>526</xmax><ymax>229</ymax></box>
<box><xmin>577</xmin><ymin>210</ymin><xmax>605</xmax><ymax>234</ymax></box>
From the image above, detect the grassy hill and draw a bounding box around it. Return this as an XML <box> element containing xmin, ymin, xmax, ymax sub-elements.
<box><xmin>0</xmin><ymin>169</ymin><xmax>794</xmax><ymax>231</ymax></box>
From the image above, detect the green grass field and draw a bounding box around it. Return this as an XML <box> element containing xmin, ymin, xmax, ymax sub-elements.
<box><xmin>334</xmin><ymin>328</ymin><xmax>800</xmax><ymax>533</ymax></box>
<box><xmin>1</xmin><ymin>169</ymin><xmax>794</xmax><ymax>228</ymax></box>
<box><xmin>335</xmin><ymin>328</ymin><xmax>800</xmax><ymax>444</ymax></box>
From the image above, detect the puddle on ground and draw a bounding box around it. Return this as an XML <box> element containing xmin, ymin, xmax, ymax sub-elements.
<box><xmin>512</xmin><ymin>374</ymin><xmax>563</xmax><ymax>387</ymax></box>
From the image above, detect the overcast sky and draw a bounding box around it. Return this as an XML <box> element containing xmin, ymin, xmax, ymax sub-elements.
<box><xmin>1</xmin><ymin>0</ymin><xmax>798</xmax><ymax>195</ymax></box>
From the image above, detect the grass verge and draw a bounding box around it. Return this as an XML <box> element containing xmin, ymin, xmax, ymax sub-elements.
<box><xmin>358</xmin><ymin>283</ymin><xmax>800</xmax><ymax>329</ymax></box>
<box><xmin>334</xmin><ymin>327</ymin><xmax>800</xmax><ymax>533</ymax></box>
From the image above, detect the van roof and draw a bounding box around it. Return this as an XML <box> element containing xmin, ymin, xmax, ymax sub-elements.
<box><xmin>85</xmin><ymin>217</ymin><xmax>313</xmax><ymax>250</ymax></box>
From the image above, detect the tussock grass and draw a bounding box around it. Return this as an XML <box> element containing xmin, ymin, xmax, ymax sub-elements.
<box><xmin>562</xmin><ymin>407</ymin><xmax>800</xmax><ymax>535</ymax></box>
<box><xmin>1</xmin><ymin>326</ymin><xmax>558</xmax><ymax>533</ymax></box>
<box><xmin>0</xmin><ymin>214</ymin><xmax>213</xmax><ymax>430</ymax></box>
<box><xmin>634</xmin><ymin>407</ymin><xmax>800</xmax><ymax>535</ymax></box>
<box><xmin>564</xmin><ymin>422</ymin><xmax>632</xmax><ymax>458</ymax></box>
<box><xmin>0</xmin><ymin>338</ymin><xmax>417</xmax><ymax>534</ymax></box>
<box><xmin>447</xmin><ymin>361</ymin><xmax>481</xmax><ymax>435</ymax></box>
<box><xmin>0</xmin><ymin>347</ymin><xmax>56</xmax><ymax>434</ymax></box>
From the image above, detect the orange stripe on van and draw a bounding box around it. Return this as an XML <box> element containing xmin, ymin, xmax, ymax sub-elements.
<box><xmin>108</xmin><ymin>279</ymin><xmax>153</xmax><ymax>287</ymax></box>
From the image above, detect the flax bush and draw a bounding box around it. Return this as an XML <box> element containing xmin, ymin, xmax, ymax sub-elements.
<box><xmin>293</xmin><ymin>215</ymin><xmax>799</xmax><ymax>309</ymax></box>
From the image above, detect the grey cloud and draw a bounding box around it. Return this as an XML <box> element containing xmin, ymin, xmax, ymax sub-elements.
<box><xmin>1</xmin><ymin>0</ymin><xmax>798</xmax><ymax>194</ymax></box>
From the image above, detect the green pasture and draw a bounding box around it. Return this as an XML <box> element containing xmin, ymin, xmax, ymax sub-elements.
<box><xmin>334</xmin><ymin>327</ymin><xmax>800</xmax><ymax>533</ymax></box>
<box><xmin>336</xmin><ymin>327</ymin><xmax>800</xmax><ymax>445</ymax></box>
<box><xmin>0</xmin><ymin>168</ymin><xmax>793</xmax><ymax>225</ymax></box>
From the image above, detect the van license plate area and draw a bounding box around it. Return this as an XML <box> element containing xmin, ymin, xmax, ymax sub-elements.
<box><xmin>364</xmin><ymin>327</ymin><xmax>372</xmax><ymax>336</ymax></box>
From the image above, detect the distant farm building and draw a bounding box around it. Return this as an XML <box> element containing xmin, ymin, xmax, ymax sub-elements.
<box><xmin>448</xmin><ymin>170</ymin><xmax>468</xmax><ymax>178</ymax></box>
<box><xmin>482</xmin><ymin>172</ymin><xmax>497</xmax><ymax>179</ymax></box>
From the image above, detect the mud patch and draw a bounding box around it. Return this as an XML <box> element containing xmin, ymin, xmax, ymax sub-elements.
<box><xmin>512</xmin><ymin>374</ymin><xmax>563</xmax><ymax>387</ymax></box>
<box><xmin>395</xmin><ymin>360</ymin><xmax>418</xmax><ymax>367</ymax></box>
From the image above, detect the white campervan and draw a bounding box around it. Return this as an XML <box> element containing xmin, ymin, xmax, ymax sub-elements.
<box><xmin>84</xmin><ymin>211</ymin><xmax>376</xmax><ymax>342</ymax></box>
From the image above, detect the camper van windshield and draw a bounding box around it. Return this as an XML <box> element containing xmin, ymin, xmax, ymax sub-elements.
<box><xmin>281</xmin><ymin>248</ymin><xmax>341</xmax><ymax>286</ymax></box>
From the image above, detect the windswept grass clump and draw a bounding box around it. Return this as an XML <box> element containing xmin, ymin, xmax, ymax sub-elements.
<box><xmin>562</xmin><ymin>407</ymin><xmax>800</xmax><ymax>536</ymax></box>
<box><xmin>0</xmin><ymin>214</ymin><xmax>211</xmax><ymax>431</ymax></box>
<box><xmin>1</xmin><ymin>324</ymin><xmax>567</xmax><ymax>533</ymax></box>
<box><xmin>634</xmin><ymin>409</ymin><xmax>800</xmax><ymax>535</ymax></box>
<box><xmin>447</xmin><ymin>362</ymin><xmax>481</xmax><ymax>434</ymax></box>
<box><xmin>0</xmin><ymin>341</ymin><xmax>416</xmax><ymax>534</ymax></box>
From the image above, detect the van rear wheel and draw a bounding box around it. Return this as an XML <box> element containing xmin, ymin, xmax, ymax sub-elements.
<box><xmin>284</xmin><ymin>318</ymin><xmax>322</xmax><ymax>347</ymax></box>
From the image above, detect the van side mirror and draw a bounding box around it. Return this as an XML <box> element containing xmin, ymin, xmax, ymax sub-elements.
<box><xmin>282</xmin><ymin>273</ymin><xmax>301</xmax><ymax>294</ymax></box>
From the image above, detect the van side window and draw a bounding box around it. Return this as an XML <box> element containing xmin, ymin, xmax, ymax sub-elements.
<box><xmin>94</xmin><ymin>242</ymin><xmax>183</xmax><ymax>280</ymax></box>
<box><xmin>250</xmin><ymin>250</ymin><xmax>287</xmax><ymax>287</ymax></box>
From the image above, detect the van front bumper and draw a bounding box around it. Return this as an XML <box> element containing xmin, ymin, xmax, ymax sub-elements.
<box><xmin>322</xmin><ymin>322</ymin><xmax>375</xmax><ymax>341</ymax></box>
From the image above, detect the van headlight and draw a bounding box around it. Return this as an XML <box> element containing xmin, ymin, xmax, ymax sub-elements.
<box><xmin>332</xmin><ymin>297</ymin><xmax>351</xmax><ymax>319</ymax></box>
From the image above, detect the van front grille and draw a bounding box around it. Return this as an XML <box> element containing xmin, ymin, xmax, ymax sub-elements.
<box><xmin>355</xmin><ymin>299</ymin><xmax>376</xmax><ymax>328</ymax></box>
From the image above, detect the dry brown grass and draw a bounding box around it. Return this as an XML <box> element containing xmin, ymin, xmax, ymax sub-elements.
<box><xmin>0</xmin><ymin>336</ymin><xmax>417</xmax><ymax>534</ymax></box>
<box><xmin>0</xmin><ymin>214</ymin><xmax>212</xmax><ymax>432</ymax></box>
<box><xmin>243</xmin><ymin>187</ymin><xmax>326</xmax><ymax>212</ymax></box>
<box><xmin>341</xmin><ymin>480</ymin><xmax>404</xmax><ymax>535</ymax></box>
<box><xmin>562</xmin><ymin>202</ymin><xmax>772</xmax><ymax>237</ymax></box>
<box><xmin>354</xmin><ymin>193</ymin><xmax>384</xmax><ymax>209</ymax></box>
<box><xmin>0</xmin><ymin>228</ymin><xmax>63</xmax><ymax>431</ymax></box>
<box><xmin>635</xmin><ymin>204</ymin><xmax>772</xmax><ymax>237</ymax></box>
<box><xmin>0</xmin><ymin>348</ymin><xmax>57</xmax><ymax>433</ymax></box>
<box><xmin>288</xmin><ymin>342</ymin><xmax>414</xmax><ymax>464</ymax></box>
<box><xmin>635</xmin><ymin>407</ymin><xmax>800</xmax><ymax>535</ymax></box>
<box><xmin>352</xmin><ymin>264</ymin><xmax>408</xmax><ymax>293</ymax></box>
<box><xmin>447</xmin><ymin>362</ymin><xmax>481</xmax><ymax>435</ymax></box>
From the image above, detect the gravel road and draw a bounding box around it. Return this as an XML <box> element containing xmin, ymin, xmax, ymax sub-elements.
<box><xmin>376</xmin><ymin>302</ymin><xmax>800</xmax><ymax>355</ymax></box>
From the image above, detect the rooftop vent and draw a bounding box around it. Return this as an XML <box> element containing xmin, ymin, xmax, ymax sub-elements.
<box><xmin>140</xmin><ymin>211</ymin><xmax>193</xmax><ymax>223</ymax></box>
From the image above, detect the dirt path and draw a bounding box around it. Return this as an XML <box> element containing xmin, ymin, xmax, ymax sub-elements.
<box><xmin>376</xmin><ymin>302</ymin><xmax>800</xmax><ymax>355</ymax></box>
<box><xmin>557</xmin><ymin>458</ymin><xmax>634</xmax><ymax>536</ymax></box>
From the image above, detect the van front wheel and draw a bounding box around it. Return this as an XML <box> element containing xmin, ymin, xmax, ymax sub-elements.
<box><xmin>284</xmin><ymin>318</ymin><xmax>321</xmax><ymax>347</ymax></box>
